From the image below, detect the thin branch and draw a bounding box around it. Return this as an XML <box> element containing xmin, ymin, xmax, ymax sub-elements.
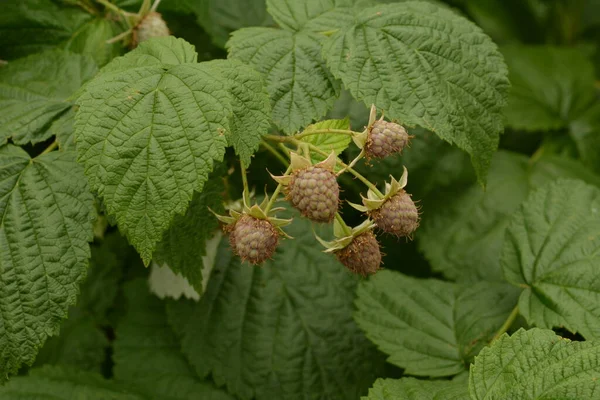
<box><xmin>491</xmin><ymin>305</ymin><xmax>519</xmax><ymax>343</ymax></box>
<box><xmin>264</xmin><ymin>134</ymin><xmax>384</xmax><ymax>197</ymax></box>
<box><xmin>261</xmin><ymin>140</ymin><xmax>288</xmax><ymax>166</ymax></box>
<box><xmin>264</xmin><ymin>165</ymin><xmax>292</xmax><ymax>214</ymax></box>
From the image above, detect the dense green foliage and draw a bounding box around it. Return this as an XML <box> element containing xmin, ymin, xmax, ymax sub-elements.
<box><xmin>1</xmin><ymin>0</ymin><xmax>599</xmax><ymax>399</ymax></box>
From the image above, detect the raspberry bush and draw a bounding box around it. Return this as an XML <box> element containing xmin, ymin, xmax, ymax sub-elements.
<box><xmin>1</xmin><ymin>0</ymin><xmax>600</xmax><ymax>398</ymax></box>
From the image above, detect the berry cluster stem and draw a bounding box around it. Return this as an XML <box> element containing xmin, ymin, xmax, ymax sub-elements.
<box><xmin>294</xmin><ymin>129</ymin><xmax>359</xmax><ymax>140</ymax></box>
<box><xmin>240</xmin><ymin>161</ymin><xmax>250</xmax><ymax>200</ymax></box>
<box><xmin>264</xmin><ymin>134</ymin><xmax>384</xmax><ymax>198</ymax></box>
<box><xmin>264</xmin><ymin>165</ymin><xmax>292</xmax><ymax>214</ymax></box>
<box><xmin>260</xmin><ymin>141</ymin><xmax>288</xmax><ymax>166</ymax></box>
<box><xmin>335</xmin><ymin>213</ymin><xmax>352</xmax><ymax>237</ymax></box>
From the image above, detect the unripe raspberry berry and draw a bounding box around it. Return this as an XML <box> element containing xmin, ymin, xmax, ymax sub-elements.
<box><xmin>135</xmin><ymin>12</ymin><xmax>170</xmax><ymax>45</ymax></box>
<box><xmin>370</xmin><ymin>191</ymin><xmax>419</xmax><ymax>237</ymax></box>
<box><xmin>227</xmin><ymin>215</ymin><xmax>278</xmax><ymax>264</ymax></box>
<box><xmin>365</xmin><ymin>120</ymin><xmax>410</xmax><ymax>159</ymax></box>
<box><xmin>287</xmin><ymin>166</ymin><xmax>339</xmax><ymax>223</ymax></box>
<box><xmin>335</xmin><ymin>232</ymin><xmax>381</xmax><ymax>276</ymax></box>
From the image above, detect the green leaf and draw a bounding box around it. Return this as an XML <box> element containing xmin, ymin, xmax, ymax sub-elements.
<box><xmin>569</xmin><ymin>102</ymin><xmax>600</xmax><ymax>175</ymax></box>
<box><xmin>190</xmin><ymin>0</ymin><xmax>273</xmax><ymax>48</ymax></box>
<box><xmin>0</xmin><ymin>366</ymin><xmax>142</xmax><ymax>399</ymax></box>
<box><xmin>266</xmin><ymin>0</ymin><xmax>355</xmax><ymax>31</ymax></box>
<box><xmin>0</xmin><ymin>145</ymin><xmax>95</xmax><ymax>382</ymax></box>
<box><xmin>167</xmin><ymin>215</ymin><xmax>383</xmax><ymax>400</ymax></box>
<box><xmin>362</xmin><ymin>378</ymin><xmax>469</xmax><ymax>400</ymax></box>
<box><xmin>50</xmin><ymin>107</ymin><xmax>77</xmax><ymax>151</ymax></box>
<box><xmin>469</xmin><ymin>328</ymin><xmax>600</xmax><ymax>400</ymax></box>
<box><xmin>502</xmin><ymin>179</ymin><xmax>600</xmax><ymax>339</ymax></box>
<box><xmin>300</xmin><ymin>118</ymin><xmax>352</xmax><ymax>165</ymax></box>
<box><xmin>64</xmin><ymin>18</ymin><xmax>124</xmax><ymax>67</ymax></box>
<box><xmin>77</xmin><ymin>238</ymin><xmax>126</xmax><ymax>323</ymax></box>
<box><xmin>113</xmin><ymin>279</ymin><xmax>235</xmax><ymax>400</ymax></box>
<box><xmin>419</xmin><ymin>151</ymin><xmax>600</xmax><ymax>282</ymax></box>
<box><xmin>97</xmin><ymin>36</ymin><xmax>199</xmax><ymax>73</ymax></box>
<box><xmin>227</xmin><ymin>27</ymin><xmax>341</xmax><ymax>133</ymax></box>
<box><xmin>33</xmin><ymin>315</ymin><xmax>108</xmax><ymax>373</ymax></box>
<box><xmin>34</xmin><ymin>239</ymin><xmax>123</xmax><ymax>372</ymax></box>
<box><xmin>0</xmin><ymin>49</ymin><xmax>97</xmax><ymax>145</ymax></box>
<box><xmin>153</xmin><ymin>168</ymin><xmax>225</xmax><ymax>294</ymax></box>
<box><xmin>322</xmin><ymin>1</ymin><xmax>510</xmax><ymax>184</ymax></box>
<box><xmin>355</xmin><ymin>270</ymin><xmax>519</xmax><ymax>377</ymax></box>
<box><xmin>501</xmin><ymin>45</ymin><xmax>597</xmax><ymax>132</ymax></box>
<box><xmin>75</xmin><ymin>37</ymin><xmax>231</xmax><ymax>264</ymax></box>
<box><xmin>203</xmin><ymin>60</ymin><xmax>272</xmax><ymax>167</ymax></box>
<box><xmin>0</xmin><ymin>0</ymin><xmax>92</xmax><ymax>60</ymax></box>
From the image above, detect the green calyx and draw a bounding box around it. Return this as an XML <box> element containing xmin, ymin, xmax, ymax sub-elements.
<box><xmin>349</xmin><ymin>166</ymin><xmax>409</xmax><ymax>212</ymax></box>
<box><xmin>270</xmin><ymin>151</ymin><xmax>337</xmax><ymax>186</ymax></box>
<box><xmin>352</xmin><ymin>104</ymin><xmax>379</xmax><ymax>149</ymax></box>
<box><xmin>210</xmin><ymin>191</ymin><xmax>293</xmax><ymax>238</ymax></box>
<box><xmin>315</xmin><ymin>218</ymin><xmax>376</xmax><ymax>253</ymax></box>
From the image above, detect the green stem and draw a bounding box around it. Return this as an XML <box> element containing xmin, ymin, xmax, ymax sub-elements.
<box><xmin>138</xmin><ymin>0</ymin><xmax>152</xmax><ymax>15</ymax></box>
<box><xmin>261</xmin><ymin>140</ymin><xmax>288</xmax><ymax>167</ymax></box>
<box><xmin>96</xmin><ymin>0</ymin><xmax>124</xmax><ymax>15</ymax></box>
<box><xmin>294</xmin><ymin>129</ymin><xmax>358</xmax><ymax>140</ymax></box>
<box><xmin>76</xmin><ymin>0</ymin><xmax>98</xmax><ymax>15</ymax></box>
<box><xmin>264</xmin><ymin>165</ymin><xmax>292</xmax><ymax>214</ymax></box>
<box><xmin>264</xmin><ymin>134</ymin><xmax>384</xmax><ymax>197</ymax></box>
<box><xmin>240</xmin><ymin>162</ymin><xmax>250</xmax><ymax>200</ymax></box>
<box><xmin>40</xmin><ymin>141</ymin><xmax>58</xmax><ymax>156</ymax></box>
<box><xmin>106</xmin><ymin>28</ymin><xmax>133</xmax><ymax>44</ymax></box>
<box><xmin>529</xmin><ymin>145</ymin><xmax>545</xmax><ymax>165</ymax></box>
<box><xmin>491</xmin><ymin>305</ymin><xmax>519</xmax><ymax>343</ymax></box>
<box><xmin>335</xmin><ymin>212</ymin><xmax>352</xmax><ymax>236</ymax></box>
<box><xmin>277</xmin><ymin>143</ymin><xmax>291</xmax><ymax>156</ymax></box>
<box><xmin>150</xmin><ymin>0</ymin><xmax>162</xmax><ymax>12</ymax></box>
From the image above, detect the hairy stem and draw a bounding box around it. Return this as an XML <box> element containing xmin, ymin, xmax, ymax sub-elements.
<box><xmin>491</xmin><ymin>305</ymin><xmax>519</xmax><ymax>343</ymax></box>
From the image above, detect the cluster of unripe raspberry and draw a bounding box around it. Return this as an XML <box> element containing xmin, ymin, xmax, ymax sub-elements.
<box><xmin>214</xmin><ymin>105</ymin><xmax>420</xmax><ymax>276</ymax></box>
